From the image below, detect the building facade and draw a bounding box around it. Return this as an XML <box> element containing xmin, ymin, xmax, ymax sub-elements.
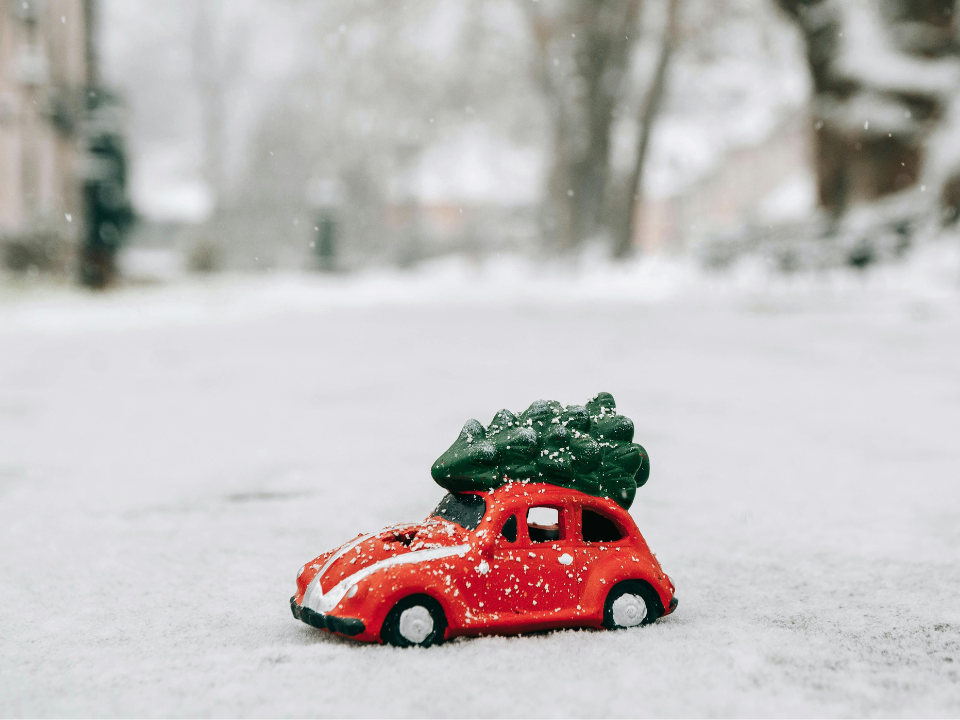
<box><xmin>0</xmin><ymin>0</ymin><xmax>89</xmax><ymax>273</ymax></box>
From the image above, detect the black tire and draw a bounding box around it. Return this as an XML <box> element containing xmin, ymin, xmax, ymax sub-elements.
<box><xmin>380</xmin><ymin>594</ymin><xmax>448</xmax><ymax>648</ymax></box>
<box><xmin>602</xmin><ymin>580</ymin><xmax>663</xmax><ymax>630</ymax></box>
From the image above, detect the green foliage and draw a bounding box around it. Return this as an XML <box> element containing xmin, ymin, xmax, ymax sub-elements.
<box><xmin>430</xmin><ymin>393</ymin><xmax>649</xmax><ymax>509</ymax></box>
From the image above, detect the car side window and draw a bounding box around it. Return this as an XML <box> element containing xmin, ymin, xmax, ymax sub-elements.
<box><xmin>527</xmin><ymin>506</ymin><xmax>562</xmax><ymax>543</ymax></box>
<box><xmin>500</xmin><ymin>515</ymin><xmax>517</xmax><ymax>543</ymax></box>
<box><xmin>582</xmin><ymin>507</ymin><xmax>624</xmax><ymax>543</ymax></box>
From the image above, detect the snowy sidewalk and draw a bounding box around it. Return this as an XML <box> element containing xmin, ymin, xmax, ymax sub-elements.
<box><xmin>1</xmin><ymin>251</ymin><xmax>959</xmax><ymax>716</ymax></box>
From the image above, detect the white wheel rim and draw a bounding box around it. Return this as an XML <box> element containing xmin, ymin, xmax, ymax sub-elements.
<box><xmin>612</xmin><ymin>592</ymin><xmax>647</xmax><ymax>627</ymax></box>
<box><xmin>398</xmin><ymin>605</ymin><xmax>434</xmax><ymax>644</ymax></box>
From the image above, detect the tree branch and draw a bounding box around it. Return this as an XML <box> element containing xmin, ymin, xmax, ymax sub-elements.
<box><xmin>613</xmin><ymin>0</ymin><xmax>680</xmax><ymax>259</ymax></box>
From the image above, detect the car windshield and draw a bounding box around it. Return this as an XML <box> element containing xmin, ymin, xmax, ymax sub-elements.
<box><xmin>431</xmin><ymin>493</ymin><xmax>487</xmax><ymax>531</ymax></box>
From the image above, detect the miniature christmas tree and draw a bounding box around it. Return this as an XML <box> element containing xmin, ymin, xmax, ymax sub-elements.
<box><xmin>430</xmin><ymin>392</ymin><xmax>649</xmax><ymax>509</ymax></box>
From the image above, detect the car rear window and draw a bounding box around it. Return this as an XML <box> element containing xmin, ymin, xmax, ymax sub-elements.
<box><xmin>432</xmin><ymin>492</ymin><xmax>487</xmax><ymax>531</ymax></box>
<box><xmin>582</xmin><ymin>507</ymin><xmax>624</xmax><ymax>542</ymax></box>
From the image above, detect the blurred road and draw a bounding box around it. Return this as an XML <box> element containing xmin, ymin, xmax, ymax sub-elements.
<box><xmin>1</xmin><ymin>261</ymin><xmax>959</xmax><ymax>716</ymax></box>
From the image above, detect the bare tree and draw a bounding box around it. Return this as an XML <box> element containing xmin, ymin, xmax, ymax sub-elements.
<box><xmin>523</xmin><ymin>1</ymin><xmax>642</xmax><ymax>252</ymax></box>
<box><xmin>776</xmin><ymin>0</ymin><xmax>958</xmax><ymax>220</ymax></box>
<box><xmin>233</xmin><ymin>0</ymin><xmax>545</xmax><ymax>267</ymax></box>
<box><xmin>611</xmin><ymin>0</ymin><xmax>680</xmax><ymax>259</ymax></box>
<box><xmin>193</xmin><ymin>1</ymin><xmax>247</xmax><ymax>217</ymax></box>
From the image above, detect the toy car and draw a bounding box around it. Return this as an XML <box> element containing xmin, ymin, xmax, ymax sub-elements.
<box><xmin>290</xmin><ymin>481</ymin><xmax>677</xmax><ymax>646</ymax></box>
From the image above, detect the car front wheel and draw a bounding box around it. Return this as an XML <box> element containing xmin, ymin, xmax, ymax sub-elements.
<box><xmin>602</xmin><ymin>580</ymin><xmax>661</xmax><ymax>630</ymax></box>
<box><xmin>381</xmin><ymin>594</ymin><xmax>447</xmax><ymax>647</ymax></box>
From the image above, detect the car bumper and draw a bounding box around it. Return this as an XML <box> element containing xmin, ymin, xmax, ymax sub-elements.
<box><xmin>665</xmin><ymin>596</ymin><xmax>678</xmax><ymax>616</ymax></box>
<box><xmin>290</xmin><ymin>596</ymin><xmax>365</xmax><ymax>636</ymax></box>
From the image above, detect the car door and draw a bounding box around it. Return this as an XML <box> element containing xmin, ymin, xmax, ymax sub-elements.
<box><xmin>474</xmin><ymin>511</ymin><xmax>528</xmax><ymax>622</ymax></box>
<box><xmin>576</xmin><ymin>501</ymin><xmax>629</xmax><ymax>611</ymax></box>
<box><xmin>481</xmin><ymin>500</ymin><xmax>580</xmax><ymax>624</ymax></box>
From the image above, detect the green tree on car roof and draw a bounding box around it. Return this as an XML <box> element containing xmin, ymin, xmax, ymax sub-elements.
<box><xmin>431</xmin><ymin>393</ymin><xmax>649</xmax><ymax>510</ymax></box>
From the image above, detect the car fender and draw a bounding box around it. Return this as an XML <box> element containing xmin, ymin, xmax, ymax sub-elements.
<box><xmin>579</xmin><ymin>553</ymin><xmax>667</xmax><ymax>617</ymax></box>
<box><xmin>328</xmin><ymin>552</ymin><xmax>473</xmax><ymax>639</ymax></box>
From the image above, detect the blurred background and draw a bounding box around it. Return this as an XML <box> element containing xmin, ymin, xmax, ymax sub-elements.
<box><xmin>3</xmin><ymin>0</ymin><xmax>960</xmax><ymax>287</ymax></box>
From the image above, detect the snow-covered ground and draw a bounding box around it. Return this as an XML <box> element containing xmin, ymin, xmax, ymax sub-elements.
<box><xmin>2</xmin><ymin>244</ymin><xmax>959</xmax><ymax>717</ymax></box>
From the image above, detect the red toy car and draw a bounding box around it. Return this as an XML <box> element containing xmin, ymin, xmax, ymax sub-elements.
<box><xmin>291</xmin><ymin>482</ymin><xmax>677</xmax><ymax>646</ymax></box>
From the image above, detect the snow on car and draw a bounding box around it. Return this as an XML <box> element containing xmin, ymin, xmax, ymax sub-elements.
<box><xmin>291</xmin><ymin>482</ymin><xmax>677</xmax><ymax>646</ymax></box>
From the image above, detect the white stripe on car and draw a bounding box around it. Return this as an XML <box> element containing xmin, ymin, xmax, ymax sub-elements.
<box><xmin>303</xmin><ymin>522</ymin><xmax>421</xmax><ymax>607</ymax></box>
<box><xmin>303</xmin><ymin>542</ymin><xmax>472</xmax><ymax>615</ymax></box>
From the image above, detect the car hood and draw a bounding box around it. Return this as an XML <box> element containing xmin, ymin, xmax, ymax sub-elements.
<box><xmin>297</xmin><ymin>519</ymin><xmax>473</xmax><ymax>613</ymax></box>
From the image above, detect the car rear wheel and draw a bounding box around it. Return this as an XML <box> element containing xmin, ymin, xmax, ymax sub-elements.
<box><xmin>381</xmin><ymin>594</ymin><xmax>447</xmax><ymax>647</ymax></box>
<box><xmin>602</xmin><ymin>580</ymin><xmax>661</xmax><ymax>630</ymax></box>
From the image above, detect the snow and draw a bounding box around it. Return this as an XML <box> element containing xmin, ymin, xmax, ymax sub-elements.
<box><xmin>757</xmin><ymin>171</ymin><xmax>817</xmax><ymax>223</ymax></box>
<box><xmin>835</xmin><ymin>2</ymin><xmax>960</xmax><ymax>99</ymax></box>
<box><xmin>128</xmin><ymin>159</ymin><xmax>216</xmax><ymax>224</ymax></box>
<box><xmin>416</xmin><ymin>125</ymin><xmax>544</xmax><ymax>207</ymax></box>
<box><xmin>2</xmin><ymin>242</ymin><xmax>960</xmax><ymax>716</ymax></box>
<box><xmin>117</xmin><ymin>247</ymin><xmax>188</xmax><ymax>284</ymax></box>
<box><xmin>642</xmin><ymin>1</ymin><xmax>810</xmax><ymax>201</ymax></box>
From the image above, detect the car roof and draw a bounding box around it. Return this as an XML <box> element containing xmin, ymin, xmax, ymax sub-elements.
<box><xmin>477</xmin><ymin>482</ymin><xmax>630</xmax><ymax>517</ymax></box>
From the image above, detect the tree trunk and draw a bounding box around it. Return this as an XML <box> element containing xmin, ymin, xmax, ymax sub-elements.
<box><xmin>83</xmin><ymin>0</ymin><xmax>99</xmax><ymax>89</ymax></box>
<box><xmin>612</xmin><ymin>0</ymin><xmax>680</xmax><ymax>259</ymax></box>
<box><xmin>193</xmin><ymin>2</ymin><xmax>226</xmax><ymax>217</ymax></box>
<box><xmin>776</xmin><ymin>0</ymin><xmax>956</xmax><ymax>218</ymax></box>
<box><xmin>524</xmin><ymin>1</ymin><xmax>642</xmax><ymax>251</ymax></box>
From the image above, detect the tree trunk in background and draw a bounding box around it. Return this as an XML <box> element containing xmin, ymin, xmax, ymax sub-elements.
<box><xmin>524</xmin><ymin>1</ymin><xmax>642</xmax><ymax>251</ymax></box>
<box><xmin>194</xmin><ymin>2</ymin><xmax>227</xmax><ymax>217</ymax></box>
<box><xmin>78</xmin><ymin>0</ymin><xmax>116</xmax><ymax>289</ymax></box>
<box><xmin>776</xmin><ymin>0</ymin><xmax>957</xmax><ymax>220</ymax></box>
<box><xmin>83</xmin><ymin>0</ymin><xmax>99</xmax><ymax>89</ymax></box>
<box><xmin>190</xmin><ymin>2</ymin><xmax>249</xmax><ymax>271</ymax></box>
<box><xmin>612</xmin><ymin>0</ymin><xmax>680</xmax><ymax>259</ymax></box>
